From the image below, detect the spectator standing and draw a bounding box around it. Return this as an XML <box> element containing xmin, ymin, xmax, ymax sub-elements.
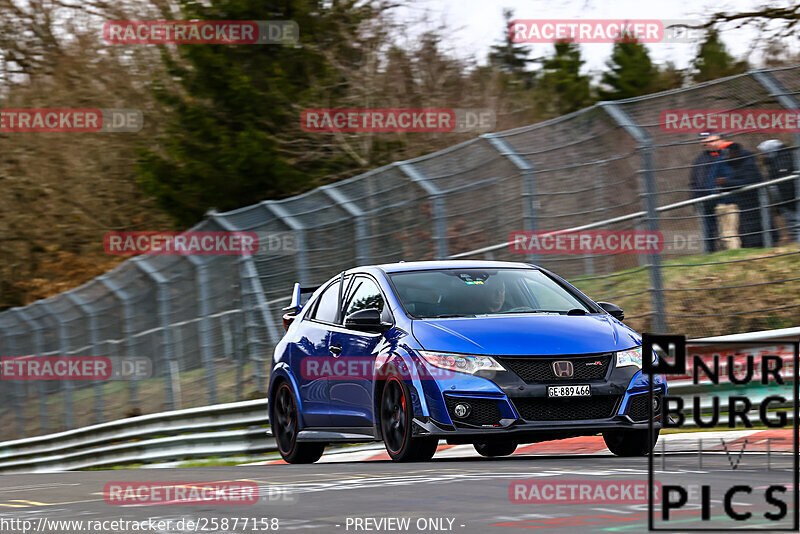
<box><xmin>758</xmin><ymin>139</ymin><xmax>798</xmax><ymax>242</ymax></box>
<box><xmin>690</xmin><ymin>132</ymin><xmax>730</xmax><ymax>252</ymax></box>
<box><xmin>721</xmin><ymin>142</ymin><xmax>767</xmax><ymax>248</ymax></box>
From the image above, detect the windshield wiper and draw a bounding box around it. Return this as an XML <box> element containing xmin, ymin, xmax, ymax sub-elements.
<box><xmin>496</xmin><ymin>309</ymin><xmax>588</xmax><ymax>315</ymax></box>
<box><xmin>421</xmin><ymin>314</ymin><xmax>475</xmax><ymax>319</ymax></box>
<box><xmin>494</xmin><ymin>309</ymin><xmax>560</xmax><ymax>315</ymax></box>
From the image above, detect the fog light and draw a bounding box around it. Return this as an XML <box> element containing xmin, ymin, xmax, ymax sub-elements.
<box><xmin>652</xmin><ymin>396</ymin><xmax>661</xmax><ymax>413</ymax></box>
<box><xmin>453</xmin><ymin>403</ymin><xmax>471</xmax><ymax>418</ymax></box>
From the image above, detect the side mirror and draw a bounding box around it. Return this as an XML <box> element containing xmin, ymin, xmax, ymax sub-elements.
<box><xmin>597</xmin><ymin>301</ymin><xmax>624</xmax><ymax>321</ymax></box>
<box><xmin>344</xmin><ymin>308</ymin><xmax>386</xmax><ymax>332</ymax></box>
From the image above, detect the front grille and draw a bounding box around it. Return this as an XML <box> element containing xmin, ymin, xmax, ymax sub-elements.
<box><xmin>445</xmin><ymin>396</ymin><xmax>503</xmax><ymax>426</ymax></box>
<box><xmin>627</xmin><ymin>393</ymin><xmax>662</xmax><ymax>422</ymax></box>
<box><xmin>498</xmin><ymin>354</ymin><xmax>612</xmax><ymax>383</ymax></box>
<box><xmin>511</xmin><ymin>395</ymin><xmax>621</xmax><ymax>421</ymax></box>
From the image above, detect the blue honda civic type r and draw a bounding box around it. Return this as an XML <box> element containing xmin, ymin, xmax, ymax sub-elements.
<box><xmin>268</xmin><ymin>260</ymin><xmax>666</xmax><ymax>463</ymax></box>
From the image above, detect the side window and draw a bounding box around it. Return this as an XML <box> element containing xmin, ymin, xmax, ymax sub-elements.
<box><xmin>312</xmin><ymin>281</ymin><xmax>343</xmax><ymax>323</ymax></box>
<box><xmin>344</xmin><ymin>277</ymin><xmax>389</xmax><ymax>322</ymax></box>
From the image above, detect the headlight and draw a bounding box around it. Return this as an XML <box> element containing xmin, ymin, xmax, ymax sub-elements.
<box><xmin>616</xmin><ymin>346</ymin><xmax>643</xmax><ymax>368</ymax></box>
<box><xmin>615</xmin><ymin>346</ymin><xmax>657</xmax><ymax>369</ymax></box>
<box><xmin>419</xmin><ymin>351</ymin><xmax>505</xmax><ymax>375</ymax></box>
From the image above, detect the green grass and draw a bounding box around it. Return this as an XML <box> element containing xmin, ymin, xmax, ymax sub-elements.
<box><xmin>571</xmin><ymin>245</ymin><xmax>800</xmax><ymax>337</ymax></box>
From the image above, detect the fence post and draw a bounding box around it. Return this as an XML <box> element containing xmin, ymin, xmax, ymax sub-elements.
<box><xmin>751</xmin><ymin>69</ymin><xmax>800</xmax><ymax>243</ymax></box>
<box><xmin>482</xmin><ymin>134</ymin><xmax>539</xmax><ymax>264</ymax></box>
<box><xmin>66</xmin><ymin>292</ymin><xmax>105</xmax><ymax>424</ymax></box>
<box><xmin>758</xmin><ymin>188</ymin><xmax>773</xmax><ymax>248</ymax></box>
<box><xmin>321</xmin><ymin>185</ymin><xmax>370</xmax><ymax>265</ymax></box>
<box><xmin>42</xmin><ymin>301</ymin><xmax>76</xmax><ymax>429</ymax></box>
<box><xmin>185</xmin><ymin>256</ymin><xmax>217</xmax><ymax>405</ymax></box>
<box><xmin>0</xmin><ymin>329</ymin><xmax>7</xmax><ymax>440</ymax></box>
<box><xmin>210</xmin><ymin>213</ymin><xmax>282</xmax><ymax>394</ymax></box>
<box><xmin>132</xmin><ymin>258</ymin><xmax>177</xmax><ymax>411</ymax></box>
<box><xmin>601</xmin><ymin>102</ymin><xmax>667</xmax><ymax>333</ymax></box>
<box><xmin>15</xmin><ymin>309</ymin><xmax>49</xmax><ymax>434</ymax></box>
<box><xmin>236</xmin><ymin>255</ymin><xmax>274</xmax><ymax>395</ymax></box>
<box><xmin>99</xmin><ymin>276</ymin><xmax>140</xmax><ymax>411</ymax></box>
<box><xmin>397</xmin><ymin>161</ymin><xmax>448</xmax><ymax>259</ymax></box>
<box><xmin>5</xmin><ymin>314</ymin><xmax>26</xmax><ymax>438</ymax></box>
<box><xmin>261</xmin><ymin>202</ymin><xmax>311</xmax><ymax>285</ymax></box>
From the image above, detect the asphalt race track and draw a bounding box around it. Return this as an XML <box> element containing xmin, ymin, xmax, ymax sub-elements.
<box><xmin>0</xmin><ymin>445</ymin><xmax>795</xmax><ymax>534</ymax></box>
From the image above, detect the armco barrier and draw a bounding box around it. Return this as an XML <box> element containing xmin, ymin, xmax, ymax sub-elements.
<box><xmin>0</xmin><ymin>328</ymin><xmax>796</xmax><ymax>474</ymax></box>
<box><xmin>0</xmin><ymin>398</ymin><xmax>272</xmax><ymax>474</ymax></box>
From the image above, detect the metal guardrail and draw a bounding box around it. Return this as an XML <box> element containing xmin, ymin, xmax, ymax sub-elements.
<box><xmin>0</xmin><ymin>398</ymin><xmax>273</xmax><ymax>474</ymax></box>
<box><xmin>0</xmin><ymin>328</ymin><xmax>795</xmax><ymax>474</ymax></box>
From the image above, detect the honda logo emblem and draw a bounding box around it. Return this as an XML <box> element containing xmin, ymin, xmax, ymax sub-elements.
<box><xmin>552</xmin><ymin>360</ymin><xmax>573</xmax><ymax>378</ymax></box>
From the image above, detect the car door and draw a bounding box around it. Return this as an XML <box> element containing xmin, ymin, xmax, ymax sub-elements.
<box><xmin>290</xmin><ymin>276</ymin><xmax>349</xmax><ymax>427</ymax></box>
<box><xmin>327</xmin><ymin>275</ymin><xmax>392</xmax><ymax>429</ymax></box>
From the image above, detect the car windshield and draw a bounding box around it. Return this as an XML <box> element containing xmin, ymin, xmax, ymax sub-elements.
<box><xmin>388</xmin><ymin>268</ymin><xmax>593</xmax><ymax>318</ymax></box>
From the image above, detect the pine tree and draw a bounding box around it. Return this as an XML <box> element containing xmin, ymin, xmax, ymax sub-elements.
<box><xmin>136</xmin><ymin>0</ymin><xmax>380</xmax><ymax>226</ymax></box>
<box><xmin>488</xmin><ymin>9</ymin><xmax>532</xmax><ymax>76</ymax></box>
<box><xmin>598</xmin><ymin>39</ymin><xmax>657</xmax><ymax>100</ymax></box>
<box><xmin>538</xmin><ymin>41</ymin><xmax>593</xmax><ymax>115</ymax></box>
<box><xmin>692</xmin><ymin>28</ymin><xmax>749</xmax><ymax>83</ymax></box>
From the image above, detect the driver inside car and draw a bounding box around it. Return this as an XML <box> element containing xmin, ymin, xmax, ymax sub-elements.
<box><xmin>485</xmin><ymin>277</ymin><xmax>507</xmax><ymax>313</ymax></box>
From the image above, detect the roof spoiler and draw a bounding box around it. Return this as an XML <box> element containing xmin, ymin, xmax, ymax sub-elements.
<box><xmin>283</xmin><ymin>282</ymin><xmax>319</xmax><ymax>311</ymax></box>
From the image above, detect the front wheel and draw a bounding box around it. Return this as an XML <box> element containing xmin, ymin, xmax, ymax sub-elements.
<box><xmin>272</xmin><ymin>383</ymin><xmax>325</xmax><ymax>464</ymax></box>
<box><xmin>603</xmin><ymin>428</ymin><xmax>659</xmax><ymax>457</ymax></box>
<box><xmin>380</xmin><ymin>377</ymin><xmax>438</xmax><ymax>462</ymax></box>
<box><xmin>474</xmin><ymin>440</ymin><xmax>518</xmax><ymax>457</ymax></box>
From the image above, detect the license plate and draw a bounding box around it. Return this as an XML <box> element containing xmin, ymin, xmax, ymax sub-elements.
<box><xmin>547</xmin><ymin>384</ymin><xmax>591</xmax><ymax>397</ymax></box>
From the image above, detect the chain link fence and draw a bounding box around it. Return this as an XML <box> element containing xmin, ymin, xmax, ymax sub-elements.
<box><xmin>1</xmin><ymin>65</ymin><xmax>799</xmax><ymax>441</ymax></box>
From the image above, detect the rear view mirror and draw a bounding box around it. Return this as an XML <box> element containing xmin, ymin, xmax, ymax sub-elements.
<box><xmin>597</xmin><ymin>301</ymin><xmax>624</xmax><ymax>321</ymax></box>
<box><xmin>344</xmin><ymin>308</ymin><xmax>386</xmax><ymax>332</ymax></box>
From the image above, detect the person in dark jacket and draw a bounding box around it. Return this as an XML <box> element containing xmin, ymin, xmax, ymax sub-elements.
<box><xmin>720</xmin><ymin>142</ymin><xmax>767</xmax><ymax>248</ymax></box>
<box><xmin>758</xmin><ymin>139</ymin><xmax>798</xmax><ymax>242</ymax></box>
<box><xmin>690</xmin><ymin>132</ymin><xmax>730</xmax><ymax>252</ymax></box>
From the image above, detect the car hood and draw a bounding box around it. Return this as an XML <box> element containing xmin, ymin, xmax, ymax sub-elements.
<box><xmin>411</xmin><ymin>314</ymin><xmax>640</xmax><ymax>356</ymax></box>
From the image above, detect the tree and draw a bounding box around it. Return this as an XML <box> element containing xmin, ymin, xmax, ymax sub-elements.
<box><xmin>488</xmin><ymin>9</ymin><xmax>533</xmax><ymax>83</ymax></box>
<box><xmin>649</xmin><ymin>61</ymin><xmax>685</xmax><ymax>93</ymax></box>
<box><xmin>598</xmin><ymin>39</ymin><xmax>658</xmax><ymax>100</ymax></box>
<box><xmin>762</xmin><ymin>39</ymin><xmax>800</xmax><ymax>68</ymax></box>
<box><xmin>537</xmin><ymin>41</ymin><xmax>593</xmax><ymax>115</ymax></box>
<box><xmin>692</xmin><ymin>29</ymin><xmax>748</xmax><ymax>83</ymax></box>
<box><xmin>703</xmin><ymin>5</ymin><xmax>799</xmax><ymax>39</ymax></box>
<box><xmin>137</xmin><ymin>0</ymin><xmax>386</xmax><ymax>226</ymax></box>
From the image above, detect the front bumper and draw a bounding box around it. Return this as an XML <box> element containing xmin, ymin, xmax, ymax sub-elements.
<box><xmin>414</xmin><ymin>351</ymin><xmax>666</xmax><ymax>441</ymax></box>
<box><xmin>412</xmin><ymin>415</ymin><xmax>662</xmax><ymax>443</ymax></box>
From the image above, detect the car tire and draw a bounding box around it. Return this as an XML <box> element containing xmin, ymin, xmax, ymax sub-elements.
<box><xmin>380</xmin><ymin>376</ymin><xmax>437</xmax><ymax>462</ymax></box>
<box><xmin>603</xmin><ymin>429</ymin><xmax>660</xmax><ymax>457</ymax></box>
<box><xmin>272</xmin><ymin>382</ymin><xmax>325</xmax><ymax>464</ymax></box>
<box><xmin>474</xmin><ymin>440</ymin><xmax>518</xmax><ymax>457</ymax></box>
